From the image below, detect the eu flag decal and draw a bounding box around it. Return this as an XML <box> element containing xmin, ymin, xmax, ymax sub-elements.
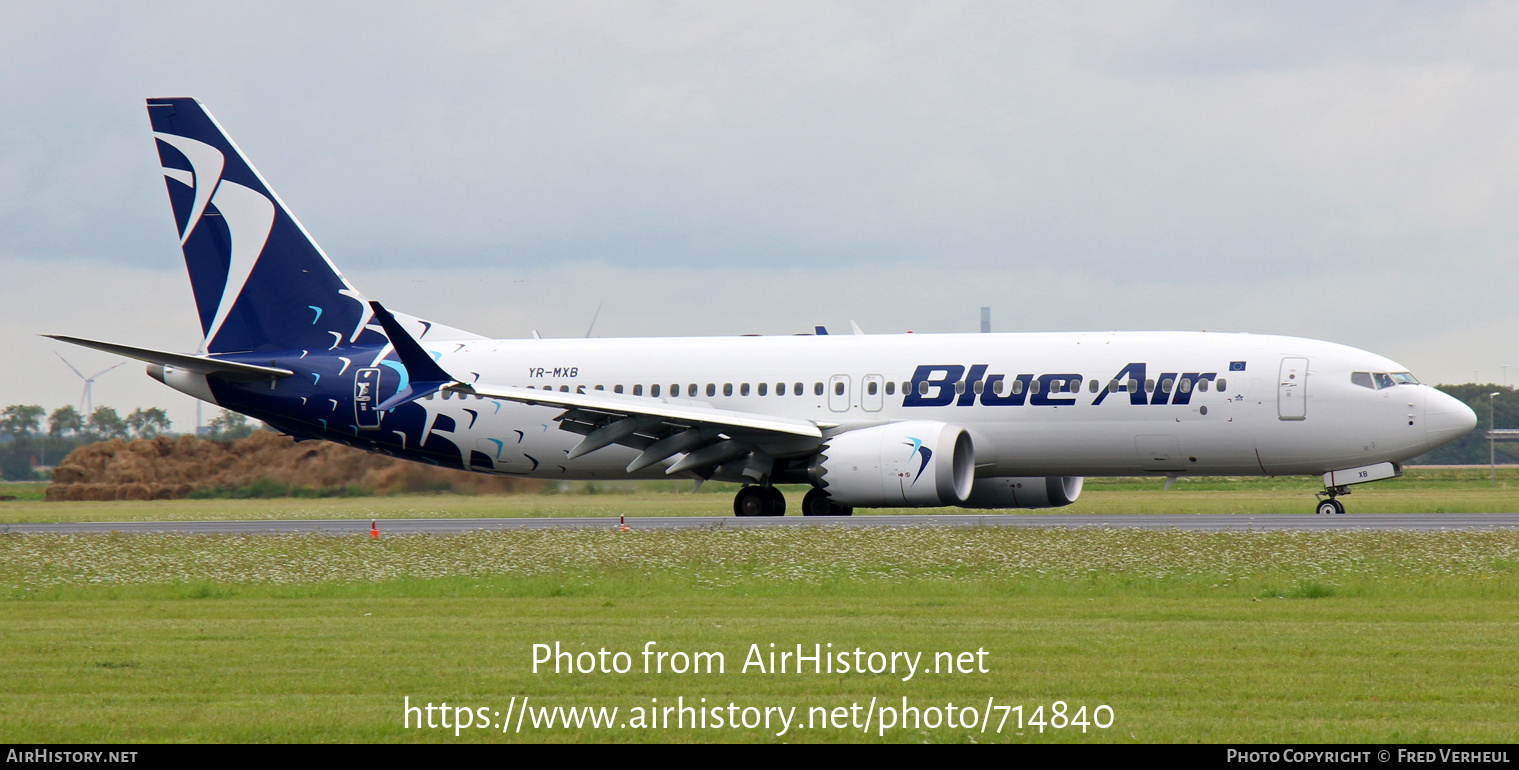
<box><xmin>1230</xmin><ymin>361</ymin><xmax>1247</xmax><ymax>371</ymax></box>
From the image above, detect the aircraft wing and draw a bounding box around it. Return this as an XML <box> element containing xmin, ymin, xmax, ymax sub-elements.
<box><xmin>455</xmin><ymin>382</ymin><xmax>829</xmax><ymax>475</ymax></box>
<box><xmin>368</xmin><ymin>299</ymin><xmax>828</xmax><ymax>477</ymax></box>
<box><xmin>460</xmin><ymin>383</ymin><xmax>823</xmax><ymax>438</ymax></box>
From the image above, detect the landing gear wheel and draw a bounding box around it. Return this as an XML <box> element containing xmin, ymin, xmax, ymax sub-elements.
<box><xmin>734</xmin><ymin>486</ymin><xmax>766</xmax><ymax>517</ymax></box>
<box><xmin>1332</xmin><ymin>499</ymin><xmax>1345</xmax><ymax>514</ymax></box>
<box><xmin>1315</xmin><ymin>500</ymin><xmax>1337</xmax><ymax>515</ymax></box>
<box><xmin>734</xmin><ymin>486</ymin><xmax>786</xmax><ymax>517</ymax></box>
<box><xmin>802</xmin><ymin>488</ymin><xmax>854</xmax><ymax>516</ymax></box>
<box><xmin>761</xmin><ymin>486</ymin><xmax>786</xmax><ymax>517</ymax></box>
<box><xmin>802</xmin><ymin>488</ymin><xmax>831</xmax><ymax>516</ymax></box>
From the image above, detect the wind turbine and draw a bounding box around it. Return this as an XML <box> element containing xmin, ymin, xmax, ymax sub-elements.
<box><xmin>56</xmin><ymin>353</ymin><xmax>124</xmax><ymax>414</ymax></box>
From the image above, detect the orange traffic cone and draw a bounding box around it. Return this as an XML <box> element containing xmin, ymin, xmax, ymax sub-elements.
<box><xmin>619</xmin><ymin>515</ymin><xmax>629</xmax><ymax>532</ymax></box>
<box><xmin>370</xmin><ymin>520</ymin><xmax>379</xmax><ymax>540</ymax></box>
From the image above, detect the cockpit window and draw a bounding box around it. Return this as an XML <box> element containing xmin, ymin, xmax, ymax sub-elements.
<box><xmin>1354</xmin><ymin>371</ymin><xmax>1416</xmax><ymax>389</ymax></box>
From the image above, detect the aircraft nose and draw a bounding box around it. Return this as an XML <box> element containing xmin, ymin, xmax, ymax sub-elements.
<box><xmin>1425</xmin><ymin>389</ymin><xmax>1477</xmax><ymax>451</ymax></box>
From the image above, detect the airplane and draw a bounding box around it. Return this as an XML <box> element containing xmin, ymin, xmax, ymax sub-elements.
<box><xmin>49</xmin><ymin>97</ymin><xmax>1478</xmax><ymax>518</ymax></box>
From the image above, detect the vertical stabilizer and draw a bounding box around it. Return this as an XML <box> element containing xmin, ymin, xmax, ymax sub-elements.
<box><xmin>147</xmin><ymin>98</ymin><xmax>374</xmax><ymax>354</ymax></box>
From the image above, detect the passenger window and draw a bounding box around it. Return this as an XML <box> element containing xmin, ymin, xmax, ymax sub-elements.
<box><xmin>1144</xmin><ymin>379</ymin><xmax>1155</xmax><ymax>393</ymax></box>
<box><xmin>954</xmin><ymin>381</ymin><xmax>965</xmax><ymax>395</ymax></box>
<box><xmin>1179</xmin><ymin>379</ymin><xmax>1192</xmax><ymax>394</ymax></box>
<box><xmin>1108</xmin><ymin>380</ymin><xmax>1118</xmax><ymax>393</ymax></box>
<box><xmin>1011</xmin><ymin>379</ymin><xmax>1023</xmax><ymax>395</ymax></box>
<box><xmin>594</xmin><ymin>384</ymin><xmax>604</xmax><ymax>391</ymax></box>
<box><xmin>614</xmin><ymin>384</ymin><xmax>623</xmax><ymax>394</ymax></box>
<box><xmin>1350</xmin><ymin>372</ymin><xmax>1375</xmax><ymax>389</ymax></box>
<box><xmin>867</xmin><ymin>381</ymin><xmax>878</xmax><ymax>396</ymax></box>
<box><xmin>758</xmin><ymin>382</ymin><xmax>767</xmax><ymax>396</ymax></box>
<box><xmin>1373</xmin><ymin>372</ymin><xmax>1395</xmax><ymax>389</ymax></box>
<box><xmin>1197</xmin><ymin>379</ymin><xmax>1208</xmax><ymax>393</ymax></box>
<box><xmin>1160</xmin><ymin>377</ymin><xmax>1173</xmax><ymax>393</ymax></box>
<box><xmin>650</xmin><ymin>384</ymin><xmax>660</xmax><ymax>397</ymax></box>
<box><xmin>740</xmin><ymin>383</ymin><xmax>749</xmax><ymax>396</ymax></box>
<box><xmin>794</xmin><ymin>383</ymin><xmax>803</xmax><ymax>396</ymax></box>
<box><xmin>633</xmin><ymin>384</ymin><xmax>642</xmax><ymax>396</ymax></box>
<box><xmin>885</xmin><ymin>381</ymin><xmax>895</xmax><ymax>396</ymax></box>
<box><xmin>992</xmin><ymin>379</ymin><xmax>1005</xmax><ymax>395</ymax></box>
<box><xmin>576</xmin><ymin>385</ymin><xmax>585</xmax><ymax>394</ymax></box>
<box><xmin>972</xmin><ymin>380</ymin><xmax>983</xmax><ymax>395</ymax></box>
<box><xmin>815</xmin><ymin>382</ymin><xmax>824</xmax><ymax>396</ymax></box>
<box><xmin>1030</xmin><ymin>379</ymin><xmax>1041</xmax><ymax>395</ymax></box>
<box><xmin>1217</xmin><ymin>378</ymin><xmax>1227</xmax><ymax>391</ymax></box>
<box><xmin>560</xmin><ymin>385</ymin><xmax>569</xmax><ymax>392</ymax></box>
<box><xmin>1089</xmin><ymin>379</ymin><xmax>1100</xmax><ymax>394</ymax></box>
<box><xmin>919</xmin><ymin>381</ymin><xmax>930</xmax><ymax>396</ymax></box>
<box><xmin>834</xmin><ymin>381</ymin><xmax>845</xmax><ymax>396</ymax></box>
<box><xmin>688</xmin><ymin>384</ymin><xmax>698</xmax><ymax>397</ymax></box>
<box><xmin>902</xmin><ymin>381</ymin><xmax>911</xmax><ymax>394</ymax></box>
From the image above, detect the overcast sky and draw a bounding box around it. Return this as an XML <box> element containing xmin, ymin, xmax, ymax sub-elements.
<box><xmin>3</xmin><ymin>1</ymin><xmax>1518</xmax><ymax>431</ymax></box>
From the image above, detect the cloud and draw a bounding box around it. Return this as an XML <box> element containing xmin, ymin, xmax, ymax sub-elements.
<box><xmin>2</xmin><ymin>2</ymin><xmax>1517</xmax><ymax>427</ymax></box>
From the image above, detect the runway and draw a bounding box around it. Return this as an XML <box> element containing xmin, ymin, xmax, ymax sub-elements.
<box><xmin>6</xmin><ymin>512</ymin><xmax>1519</xmax><ymax>535</ymax></box>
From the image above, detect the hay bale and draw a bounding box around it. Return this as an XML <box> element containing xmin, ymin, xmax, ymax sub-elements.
<box><xmin>46</xmin><ymin>432</ymin><xmax>541</xmax><ymax>500</ymax></box>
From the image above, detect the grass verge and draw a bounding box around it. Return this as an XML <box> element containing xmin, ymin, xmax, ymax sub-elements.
<box><xmin>3</xmin><ymin>466</ymin><xmax>1519</xmax><ymax>525</ymax></box>
<box><xmin>1</xmin><ymin>527</ymin><xmax>1516</xmax><ymax>742</ymax></box>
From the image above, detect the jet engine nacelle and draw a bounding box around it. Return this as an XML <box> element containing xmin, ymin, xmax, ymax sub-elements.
<box><xmin>962</xmin><ymin>476</ymin><xmax>1084</xmax><ymax>508</ymax></box>
<box><xmin>811</xmin><ymin>421</ymin><xmax>974</xmax><ymax>507</ymax></box>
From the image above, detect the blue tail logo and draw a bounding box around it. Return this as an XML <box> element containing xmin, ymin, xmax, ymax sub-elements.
<box><xmin>148</xmin><ymin>98</ymin><xmax>373</xmax><ymax>355</ymax></box>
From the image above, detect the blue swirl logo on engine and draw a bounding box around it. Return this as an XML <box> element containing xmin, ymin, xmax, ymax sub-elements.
<box><xmin>903</xmin><ymin>437</ymin><xmax>932</xmax><ymax>485</ymax></box>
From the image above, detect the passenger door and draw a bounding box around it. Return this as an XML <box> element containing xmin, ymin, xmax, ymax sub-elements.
<box><xmin>1278</xmin><ymin>357</ymin><xmax>1308</xmax><ymax>421</ymax></box>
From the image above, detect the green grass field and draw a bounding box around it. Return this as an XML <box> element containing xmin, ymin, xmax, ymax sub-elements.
<box><xmin>3</xmin><ymin>467</ymin><xmax>1518</xmax><ymax>524</ymax></box>
<box><xmin>3</xmin><ymin>525</ymin><xmax>1518</xmax><ymax>742</ymax></box>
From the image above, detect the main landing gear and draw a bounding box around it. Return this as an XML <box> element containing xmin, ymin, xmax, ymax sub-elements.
<box><xmin>801</xmin><ymin>488</ymin><xmax>853</xmax><ymax>517</ymax></box>
<box><xmin>1315</xmin><ymin>486</ymin><xmax>1349</xmax><ymax>515</ymax></box>
<box><xmin>733</xmin><ymin>485</ymin><xmax>786</xmax><ymax>517</ymax></box>
<box><xmin>732</xmin><ymin>486</ymin><xmax>854</xmax><ymax>517</ymax></box>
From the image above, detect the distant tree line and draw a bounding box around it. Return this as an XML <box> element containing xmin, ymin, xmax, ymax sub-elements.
<box><xmin>0</xmin><ymin>405</ymin><xmax>258</xmax><ymax>480</ymax></box>
<box><xmin>2</xmin><ymin>384</ymin><xmax>1514</xmax><ymax>480</ymax></box>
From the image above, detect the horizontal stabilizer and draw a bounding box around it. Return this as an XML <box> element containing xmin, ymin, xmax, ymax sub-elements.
<box><xmin>44</xmin><ymin>335</ymin><xmax>293</xmax><ymax>382</ymax></box>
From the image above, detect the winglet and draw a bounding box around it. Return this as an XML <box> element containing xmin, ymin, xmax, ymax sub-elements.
<box><xmin>368</xmin><ymin>301</ymin><xmax>458</xmax><ymax>411</ymax></box>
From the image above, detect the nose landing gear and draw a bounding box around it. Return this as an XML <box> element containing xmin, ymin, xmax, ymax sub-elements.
<box><xmin>1315</xmin><ymin>486</ymin><xmax>1348</xmax><ymax>515</ymax></box>
<box><xmin>1313</xmin><ymin>462</ymin><xmax>1402</xmax><ymax>514</ymax></box>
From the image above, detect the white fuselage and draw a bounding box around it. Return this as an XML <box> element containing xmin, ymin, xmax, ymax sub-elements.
<box><xmin>396</xmin><ymin>330</ymin><xmax>1474</xmax><ymax>480</ymax></box>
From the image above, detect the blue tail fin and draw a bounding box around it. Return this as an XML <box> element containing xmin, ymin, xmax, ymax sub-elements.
<box><xmin>147</xmin><ymin>98</ymin><xmax>372</xmax><ymax>355</ymax></box>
